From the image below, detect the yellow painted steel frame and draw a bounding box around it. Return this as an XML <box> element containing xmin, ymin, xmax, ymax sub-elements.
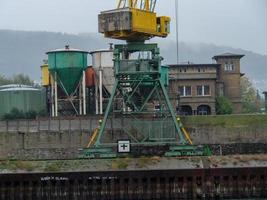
<box><xmin>113</xmin><ymin>0</ymin><xmax>170</xmax><ymax>40</ymax></box>
<box><xmin>157</xmin><ymin>16</ymin><xmax>170</xmax><ymax>36</ymax></box>
<box><xmin>86</xmin><ymin>128</ymin><xmax>99</xmax><ymax>148</ymax></box>
<box><xmin>177</xmin><ymin>117</ymin><xmax>193</xmax><ymax>145</ymax></box>
<box><xmin>181</xmin><ymin>127</ymin><xmax>193</xmax><ymax>145</ymax></box>
<box><xmin>131</xmin><ymin>8</ymin><xmax>157</xmax><ymax>34</ymax></box>
<box><xmin>110</xmin><ymin>8</ymin><xmax>170</xmax><ymax>40</ymax></box>
<box><xmin>118</xmin><ymin>0</ymin><xmax>151</xmax><ymax>11</ymax></box>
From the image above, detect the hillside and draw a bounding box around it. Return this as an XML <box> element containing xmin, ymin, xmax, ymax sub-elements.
<box><xmin>0</xmin><ymin>29</ymin><xmax>266</xmax><ymax>91</ymax></box>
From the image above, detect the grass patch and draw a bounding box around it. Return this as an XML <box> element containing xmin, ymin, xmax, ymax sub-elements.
<box><xmin>44</xmin><ymin>161</ymin><xmax>63</xmax><ymax>172</ymax></box>
<box><xmin>137</xmin><ymin>156</ymin><xmax>160</xmax><ymax>168</ymax></box>
<box><xmin>0</xmin><ymin>161</ymin><xmax>16</xmax><ymax>171</ymax></box>
<box><xmin>181</xmin><ymin>114</ymin><xmax>267</xmax><ymax>128</ymax></box>
<box><xmin>13</xmin><ymin>161</ymin><xmax>36</xmax><ymax>171</ymax></box>
<box><xmin>0</xmin><ymin>160</ymin><xmax>37</xmax><ymax>171</ymax></box>
<box><xmin>111</xmin><ymin>158</ymin><xmax>129</xmax><ymax>170</ymax></box>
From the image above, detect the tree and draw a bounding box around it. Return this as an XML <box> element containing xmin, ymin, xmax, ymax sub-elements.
<box><xmin>216</xmin><ymin>96</ymin><xmax>233</xmax><ymax>115</ymax></box>
<box><xmin>0</xmin><ymin>74</ymin><xmax>35</xmax><ymax>86</ymax></box>
<box><xmin>241</xmin><ymin>76</ymin><xmax>263</xmax><ymax>113</ymax></box>
<box><xmin>12</xmin><ymin>74</ymin><xmax>34</xmax><ymax>86</ymax></box>
<box><xmin>0</xmin><ymin>74</ymin><xmax>12</xmax><ymax>85</ymax></box>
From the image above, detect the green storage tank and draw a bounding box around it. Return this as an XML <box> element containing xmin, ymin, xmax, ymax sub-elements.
<box><xmin>47</xmin><ymin>46</ymin><xmax>88</xmax><ymax>96</ymax></box>
<box><xmin>0</xmin><ymin>85</ymin><xmax>46</xmax><ymax>118</ymax></box>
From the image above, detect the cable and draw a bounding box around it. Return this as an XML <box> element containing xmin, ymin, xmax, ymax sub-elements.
<box><xmin>175</xmin><ymin>0</ymin><xmax>179</xmax><ymax>64</ymax></box>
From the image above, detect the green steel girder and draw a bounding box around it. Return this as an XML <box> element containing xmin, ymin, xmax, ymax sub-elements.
<box><xmin>94</xmin><ymin>81</ymin><xmax>186</xmax><ymax>146</ymax></box>
<box><xmin>114</xmin><ymin>43</ymin><xmax>158</xmax><ymax>53</ymax></box>
<box><xmin>93</xmin><ymin>42</ymin><xmax>188</xmax><ymax>149</ymax></box>
<box><xmin>95</xmin><ymin>79</ymin><xmax>119</xmax><ymax>147</ymax></box>
<box><xmin>139</xmin><ymin>83</ymin><xmax>158</xmax><ymax>111</ymax></box>
<box><xmin>158</xmin><ymin>79</ymin><xmax>186</xmax><ymax>144</ymax></box>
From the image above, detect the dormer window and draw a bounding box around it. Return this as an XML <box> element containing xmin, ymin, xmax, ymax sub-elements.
<box><xmin>224</xmin><ymin>61</ymin><xmax>234</xmax><ymax>71</ymax></box>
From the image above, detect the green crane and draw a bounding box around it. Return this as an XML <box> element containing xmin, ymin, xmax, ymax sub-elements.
<box><xmin>81</xmin><ymin>0</ymin><xmax>211</xmax><ymax>158</ymax></box>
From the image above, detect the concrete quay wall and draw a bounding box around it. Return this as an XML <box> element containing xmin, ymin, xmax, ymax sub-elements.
<box><xmin>0</xmin><ymin>116</ymin><xmax>266</xmax><ymax>160</ymax></box>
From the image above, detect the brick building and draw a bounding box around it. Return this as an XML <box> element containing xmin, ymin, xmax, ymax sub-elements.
<box><xmin>168</xmin><ymin>53</ymin><xmax>244</xmax><ymax>115</ymax></box>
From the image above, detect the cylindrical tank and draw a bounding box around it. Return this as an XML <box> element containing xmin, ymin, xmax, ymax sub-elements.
<box><xmin>85</xmin><ymin>66</ymin><xmax>95</xmax><ymax>87</ymax></box>
<box><xmin>41</xmin><ymin>63</ymin><xmax>50</xmax><ymax>86</ymax></box>
<box><xmin>90</xmin><ymin>49</ymin><xmax>113</xmax><ymax>69</ymax></box>
<box><xmin>90</xmin><ymin>49</ymin><xmax>114</xmax><ymax>94</ymax></box>
<box><xmin>47</xmin><ymin>46</ymin><xmax>88</xmax><ymax>95</ymax></box>
<box><xmin>0</xmin><ymin>85</ymin><xmax>46</xmax><ymax>118</ymax></box>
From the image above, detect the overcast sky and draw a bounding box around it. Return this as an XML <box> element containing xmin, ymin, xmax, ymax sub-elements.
<box><xmin>0</xmin><ymin>0</ymin><xmax>266</xmax><ymax>55</ymax></box>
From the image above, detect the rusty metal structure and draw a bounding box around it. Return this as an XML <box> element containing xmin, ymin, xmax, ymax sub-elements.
<box><xmin>1</xmin><ymin>167</ymin><xmax>267</xmax><ymax>199</ymax></box>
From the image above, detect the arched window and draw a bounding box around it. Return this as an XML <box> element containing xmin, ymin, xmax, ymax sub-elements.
<box><xmin>197</xmin><ymin>105</ymin><xmax>211</xmax><ymax>115</ymax></box>
<box><xmin>179</xmin><ymin>105</ymin><xmax>193</xmax><ymax>115</ymax></box>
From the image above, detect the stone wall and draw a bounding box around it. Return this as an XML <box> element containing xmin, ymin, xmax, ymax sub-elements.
<box><xmin>0</xmin><ymin>115</ymin><xmax>267</xmax><ymax>160</ymax></box>
<box><xmin>0</xmin><ymin>117</ymin><xmax>98</xmax><ymax>160</ymax></box>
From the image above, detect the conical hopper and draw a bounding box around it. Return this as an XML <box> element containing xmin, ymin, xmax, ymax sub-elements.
<box><xmin>47</xmin><ymin>47</ymin><xmax>88</xmax><ymax>96</ymax></box>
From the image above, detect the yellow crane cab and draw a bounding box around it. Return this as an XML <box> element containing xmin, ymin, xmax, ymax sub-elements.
<box><xmin>98</xmin><ymin>0</ymin><xmax>170</xmax><ymax>41</ymax></box>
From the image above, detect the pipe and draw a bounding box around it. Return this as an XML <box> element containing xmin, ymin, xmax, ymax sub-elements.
<box><xmin>83</xmin><ymin>71</ymin><xmax>86</xmax><ymax>115</ymax></box>
<box><xmin>175</xmin><ymin>0</ymin><xmax>179</xmax><ymax>64</ymax></box>
<box><xmin>99</xmin><ymin>68</ymin><xmax>103</xmax><ymax>115</ymax></box>
<box><xmin>95</xmin><ymin>75</ymin><xmax>99</xmax><ymax>115</ymax></box>
<box><xmin>51</xmin><ymin>75</ymin><xmax>55</xmax><ymax>117</ymax></box>
<box><xmin>79</xmin><ymin>83</ymin><xmax>82</xmax><ymax>115</ymax></box>
<box><xmin>55</xmin><ymin>72</ymin><xmax>58</xmax><ymax>117</ymax></box>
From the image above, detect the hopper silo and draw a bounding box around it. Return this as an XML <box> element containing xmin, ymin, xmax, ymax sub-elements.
<box><xmin>90</xmin><ymin>48</ymin><xmax>114</xmax><ymax>114</ymax></box>
<box><xmin>46</xmin><ymin>46</ymin><xmax>88</xmax><ymax>117</ymax></box>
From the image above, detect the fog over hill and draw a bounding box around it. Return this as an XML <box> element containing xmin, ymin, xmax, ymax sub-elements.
<box><xmin>0</xmin><ymin>30</ymin><xmax>267</xmax><ymax>91</ymax></box>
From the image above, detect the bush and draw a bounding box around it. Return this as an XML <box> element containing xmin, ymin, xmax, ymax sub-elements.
<box><xmin>216</xmin><ymin>96</ymin><xmax>233</xmax><ymax>115</ymax></box>
<box><xmin>2</xmin><ymin>108</ymin><xmax>37</xmax><ymax>120</ymax></box>
<box><xmin>2</xmin><ymin>108</ymin><xmax>25</xmax><ymax>120</ymax></box>
<box><xmin>241</xmin><ymin>76</ymin><xmax>263</xmax><ymax>113</ymax></box>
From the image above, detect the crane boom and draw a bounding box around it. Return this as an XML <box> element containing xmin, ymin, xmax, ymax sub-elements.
<box><xmin>117</xmin><ymin>0</ymin><xmax>157</xmax><ymax>12</ymax></box>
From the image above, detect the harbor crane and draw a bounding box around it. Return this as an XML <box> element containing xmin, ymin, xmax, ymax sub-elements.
<box><xmin>82</xmin><ymin>0</ymin><xmax>211</xmax><ymax>158</ymax></box>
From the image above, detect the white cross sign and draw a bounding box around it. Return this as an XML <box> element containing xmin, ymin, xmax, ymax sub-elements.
<box><xmin>118</xmin><ymin>140</ymin><xmax>130</xmax><ymax>153</ymax></box>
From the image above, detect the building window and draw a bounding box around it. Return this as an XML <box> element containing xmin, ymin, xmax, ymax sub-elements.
<box><xmin>197</xmin><ymin>67</ymin><xmax>206</xmax><ymax>72</ymax></box>
<box><xmin>178</xmin><ymin>86</ymin><xmax>191</xmax><ymax>97</ymax></box>
<box><xmin>197</xmin><ymin>85</ymin><xmax>210</xmax><ymax>96</ymax></box>
<box><xmin>204</xmin><ymin>85</ymin><xmax>210</xmax><ymax>95</ymax></box>
<box><xmin>224</xmin><ymin>61</ymin><xmax>234</xmax><ymax>71</ymax></box>
<box><xmin>197</xmin><ymin>86</ymin><xmax>202</xmax><ymax>96</ymax></box>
